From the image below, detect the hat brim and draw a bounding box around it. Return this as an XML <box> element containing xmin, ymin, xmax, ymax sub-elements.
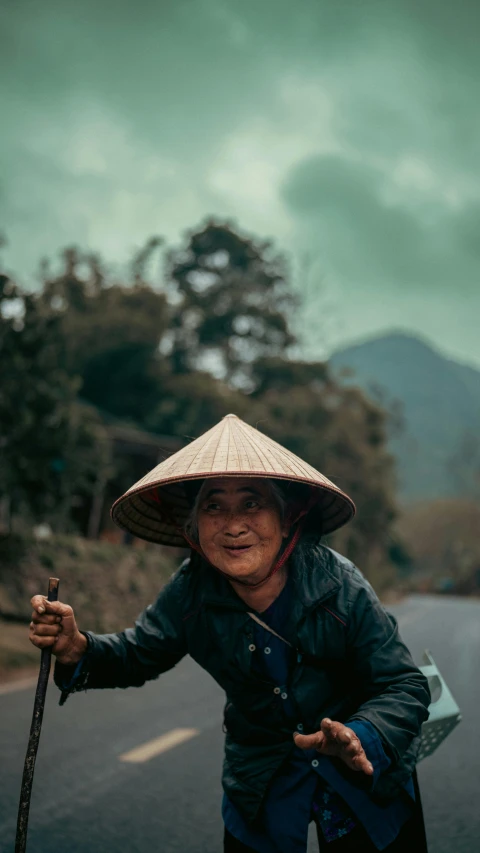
<box><xmin>111</xmin><ymin>472</ymin><xmax>355</xmax><ymax>547</ymax></box>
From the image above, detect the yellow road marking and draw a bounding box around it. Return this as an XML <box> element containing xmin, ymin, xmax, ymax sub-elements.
<box><xmin>119</xmin><ymin>727</ymin><xmax>200</xmax><ymax>763</ymax></box>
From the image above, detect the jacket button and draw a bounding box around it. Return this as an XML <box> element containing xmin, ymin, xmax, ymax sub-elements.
<box><xmin>297</xmin><ymin>723</ymin><xmax>304</xmax><ymax>732</ymax></box>
<box><xmin>273</xmin><ymin>687</ymin><xmax>281</xmax><ymax>694</ymax></box>
<box><xmin>264</xmin><ymin>647</ymin><xmax>271</xmax><ymax>655</ymax></box>
<box><xmin>312</xmin><ymin>759</ymin><xmax>319</xmax><ymax>768</ymax></box>
<box><xmin>248</xmin><ymin>644</ymin><xmax>256</xmax><ymax>652</ymax></box>
<box><xmin>281</xmin><ymin>692</ymin><xmax>288</xmax><ymax>700</ymax></box>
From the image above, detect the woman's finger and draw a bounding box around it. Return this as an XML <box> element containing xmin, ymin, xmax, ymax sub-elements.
<box><xmin>347</xmin><ymin>750</ymin><xmax>374</xmax><ymax>775</ymax></box>
<box><xmin>338</xmin><ymin>729</ymin><xmax>356</xmax><ymax>746</ymax></box>
<box><xmin>321</xmin><ymin>719</ymin><xmax>353</xmax><ymax>745</ymax></box>
<box><xmin>30</xmin><ymin>596</ymin><xmax>74</xmax><ymax>620</ymax></box>
<box><xmin>319</xmin><ymin>719</ymin><xmax>373</xmax><ymax>773</ymax></box>
<box><xmin>31</xmin><ymin>595</ymin><xmax>50</xmax><ymax>614</ymax></box>
<box><xmin>293</xmin><ymin>731</ymin><xmax>325</xmax><ymax>750</ymax></box>
<box><xmin>29</xmin><ymin>633</ymin><xmax>58</xmax><ymax>649</ymax></box>
<box><xmin>31</xmin><ymin>611</ymin><xmax>61</xmax><ymax>625</ymax></box>
<box><xmin>30</xmin><ymin>622</ymin><xmax>62</xmax><ymax>637</ymax></box>
<box><xmin>341</xmin><ymin>736</ymin><xmax>362</xmax><ymax>758</ymax></box>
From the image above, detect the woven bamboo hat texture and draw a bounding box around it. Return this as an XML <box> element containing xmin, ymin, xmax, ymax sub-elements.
<box><xmin>111</xmin><ymin>414</ymin><xmax>355</xmax><ymax>546</ymax></box>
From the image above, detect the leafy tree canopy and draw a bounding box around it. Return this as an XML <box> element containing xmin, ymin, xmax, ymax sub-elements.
<box><xmin>3</xmin><ymin>220</ymin><xmax>400</xmax><ymax>586</ymax></box>
<box><xmin>0</xmin><ymin>274</ymin><xmax>110</xmax><ymax>530</ymax></box>
<box><xmin>165</xmin><ymin>220</ymin><xmax>296</xmax><ymax>388</ymax></box>
<box><xmin>38</xmin><ymin>244</ymin><xmax>171</xmax><ymax>424</ymax></box>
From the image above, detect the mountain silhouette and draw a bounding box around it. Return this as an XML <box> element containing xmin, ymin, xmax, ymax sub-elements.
<box><xmin>329</xmin><ymin>332</ymin><xmax>480</xmax><ymax>501</ymax></box>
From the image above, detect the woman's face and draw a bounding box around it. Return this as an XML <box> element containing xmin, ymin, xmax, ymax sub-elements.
<box><xmin>196</xmin><ymin>477</ymin><xmax>290</xmax><ymax>584</ymax></box>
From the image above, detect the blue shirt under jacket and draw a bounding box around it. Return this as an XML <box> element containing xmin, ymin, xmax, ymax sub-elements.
<box><xmin>222</xmin><ymin>576</ymin><xmax>415</xmax><ymax>852</ymax></box>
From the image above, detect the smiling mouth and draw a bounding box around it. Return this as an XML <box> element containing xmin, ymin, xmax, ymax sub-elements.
<box><xmin>223</xmin><ymin>544</ymin><xmax>253</xmax><ymax>553</ymax></box>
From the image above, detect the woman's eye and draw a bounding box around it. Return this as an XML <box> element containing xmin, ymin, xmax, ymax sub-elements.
<box><xmin>245</xmin><ymin>500</ymin><xmax>260</xmax><ymax>509</ymax></box>
<box><xmin>205</xmin><ymin>502</ymin><xmax>221</xmax><ymax>512</ymax></box>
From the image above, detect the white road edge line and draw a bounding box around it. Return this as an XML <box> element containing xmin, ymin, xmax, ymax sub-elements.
<box><xmin>119</xmin><ymin>727</ymin><xmax>200</xmax><ymax>763</ymax></box>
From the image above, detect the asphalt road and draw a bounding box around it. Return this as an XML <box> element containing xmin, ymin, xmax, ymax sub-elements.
<box><xmin>0</xmin><ymin>594</ymin><xmax>478</xmax><ymax>853</ymax></box>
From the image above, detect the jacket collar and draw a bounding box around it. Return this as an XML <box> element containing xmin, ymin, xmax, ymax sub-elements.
<box><xmin>293</xmin><ymin>543</ymin><xmax>342</xmax><ymax>609</ymax></box>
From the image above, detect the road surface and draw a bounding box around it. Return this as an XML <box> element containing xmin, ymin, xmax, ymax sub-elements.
<box><xmin>0</xmin><ymin>594</ymin><xmax>478</xmax><ymax>852</ymax></box>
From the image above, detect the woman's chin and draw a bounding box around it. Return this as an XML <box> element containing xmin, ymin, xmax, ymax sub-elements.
<box><xmin>213</xmin><ymin>556</ymin><xmax>266</xmax><ymax>583</ymax></box>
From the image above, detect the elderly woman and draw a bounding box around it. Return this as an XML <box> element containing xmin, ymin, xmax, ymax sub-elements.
<box><xmin>29</xmin><ymin>415</ymin><xmax>430</xmax><ymax>852</ymax></box>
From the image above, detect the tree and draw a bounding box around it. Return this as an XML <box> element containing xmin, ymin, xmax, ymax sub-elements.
<box><xmin>0</xmin><ymin>274</ymin><xmax>110</xmax><ymax>532</ymax></box>
<box><xmin>165</xmin><ymin>220</ymin><xmax>296</xmax><ymax>388</ymax></box>
<box><xmin>6</xmin><ymin>224</ymin><xmax>401</xmax><ymax>585</ymax></box>
<box><xmin>146</xmin><ymin>370</ymin><xmax>250</xmax><ymax>439</ymax></box>
<box><xmin>38</xmin><ymin>243</ymin><xmax>171</xmax><ymax>424</ymax></box>
<box><xmin>37</xmin><ymin>241</ymin><xmax>250</xmax><ymax>439</ymax></box>
<box><xmin>397</xmin><ymin>499</ymin><xmax>480</xmax><ymax>595</ymax></box>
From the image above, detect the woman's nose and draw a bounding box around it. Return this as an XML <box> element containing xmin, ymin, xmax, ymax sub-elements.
<box><xmin>223</xmin><ymin>513</ymin><xmax>248</xmax><ymax>536</ymax></box>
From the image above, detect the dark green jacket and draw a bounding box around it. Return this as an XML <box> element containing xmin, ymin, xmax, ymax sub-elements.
<box><xmin>55</xmin><ymin>544</ymin><xmax>430</xmax><ymax>824</ymax></box>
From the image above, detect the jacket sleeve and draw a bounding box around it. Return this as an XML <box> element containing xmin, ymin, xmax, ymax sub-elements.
<box><xmin>345</xmin><ymin>578</ymin><xmax>430</xmax><ymax>765</ymax></box>
<box><xmin>54</xmin><ymin>568</ymin><xmax>188</xmax><ymax>703</ymax></box>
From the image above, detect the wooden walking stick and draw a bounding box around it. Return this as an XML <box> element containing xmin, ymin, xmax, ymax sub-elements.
<box><xmin>15</xmin><ymin>577</ymin><xmax>60</xmax><ymax>853</ymax></box>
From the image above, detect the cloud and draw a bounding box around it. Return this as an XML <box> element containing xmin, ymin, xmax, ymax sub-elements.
<box><xmin>281</xmin><ymin>150</ymin><xmax>480</xmax><ymax>363</ymax></box>
<box><xmin>1</xmin><ymin>0</ymin><xmax>479</xmax><ymax>365</ymax></box>
<box><xmin>281</xmin><ymin>152</ymin><xmax>480</xmax><ymax>292</ymax></box>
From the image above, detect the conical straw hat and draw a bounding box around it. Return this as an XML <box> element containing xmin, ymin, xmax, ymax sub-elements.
<box><xmin>111</xmin><ymin>414</ymin><xmax>355</xmax><ymax>546</ymax></box>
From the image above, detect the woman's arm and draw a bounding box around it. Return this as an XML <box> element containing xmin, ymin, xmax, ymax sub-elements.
<box><xmin>345</xmin><ymin>582</ymin><xmax>430</xmax><ymax>763</ymax></box>
<box><xmin>67</xmin><ymin>575</ymin><xmax>187</xmax><ymax>690</ymax></box>
<box><xmin>29</xmin><ymin>569</ymin><xmax>189</xmax><ymax>702</ymax></box>
<box><xmin>295</xmin><ymin>579</ymin><xmax>429</xmax><ymax>793</ymax></box>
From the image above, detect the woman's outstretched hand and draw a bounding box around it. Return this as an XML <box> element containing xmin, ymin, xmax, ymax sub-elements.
<box><xmin>294</xmin><ymin>718</ymin><xmax>374</xmax><ymax>776</ymax></box>
<box><xmin>29</xmin><ymin>595</ymin><xmax>87</xmax><ymax>666</ymax></box>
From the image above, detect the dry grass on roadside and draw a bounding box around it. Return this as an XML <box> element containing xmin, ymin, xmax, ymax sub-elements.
<box><xmin>0</xmin><ymin>532</ymin><xmax>180</xmax><ymax>681</ymax></box>
<box><xmin>0</xmin><ymin>620</ymin><xmax>39</xmax><ymax>683</ymax></box>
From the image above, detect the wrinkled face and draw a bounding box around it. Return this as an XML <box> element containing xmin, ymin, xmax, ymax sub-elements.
<box><xmin>197</xmin><ymin>477</ymin><xmax>290</xmax><ymax>583</ymax></box>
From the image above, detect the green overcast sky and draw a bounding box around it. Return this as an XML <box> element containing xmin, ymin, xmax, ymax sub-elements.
<box><xmin>2</xmin><ymin>0</ymin><xmax>479</xmax><ymax>365</ymax></box>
